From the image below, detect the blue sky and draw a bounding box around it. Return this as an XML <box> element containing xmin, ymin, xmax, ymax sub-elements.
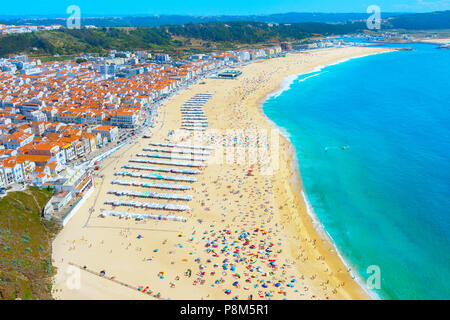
<box><xmin>2</xmin><ymin>0</ymin><xmax>449</xmax><ymax>16</ymax></box>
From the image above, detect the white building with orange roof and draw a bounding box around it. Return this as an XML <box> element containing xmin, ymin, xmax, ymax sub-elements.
<box><xmin>26</xmin><ymin>142</ymin><xmax>67</xmax><ymax>166</ymax></box>
<box><xmin>15</xmin><ymin>155</ymin><xmax>36</xmax><ymax>181</ymax></box>
<box><xmin>0</xmin><ymin>157</ymin><xmax>24</xmax><ymax>185</ymax></box>
<box><xmin>92</xmin><ymin>125</ymin><xmax>119</xmax><ymax>143</ymax></box>
<box><xmin>31</xmin><ymin>121</ymin><xmax>46</xmax><ymax>136</ymax></box>
<box><xmin>4</xmin><ymin>131</ymin><xmax>34</xmax><ymax>150</ymax></box>
<box><xmin>0</xmin><ymin>149</ymin><xmax>18</xmax><ymax>158</ymax></box>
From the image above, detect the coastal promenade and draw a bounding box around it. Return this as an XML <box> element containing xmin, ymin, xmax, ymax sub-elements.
<box><xmin>52</xmin><ymin>46</ymin><xmax>394</xmax><ymax>300</ymax></box>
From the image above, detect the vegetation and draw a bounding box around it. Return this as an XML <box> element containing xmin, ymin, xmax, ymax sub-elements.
<box><xmin>386</xmin><ymin>10</ymin><xmax>450</xmax><ymax>30</ymax></box>
<box><xmin>1</xmin><ymin>11</ymin><xmax>449</xmax><ymax>58</ymax></box>
<box><xmin>0</xmin><ymin>186</ymin><xmax>60</xmax><ymax>300</ymax></box>
<box><xmin>0</xmin><ymin>27</ymin><xmax>175</xmax><ymax>57</ymax></box>
<box><xmin>0</xmin><ymin>12</ymin><xmax>405</xmax><ymax>27</ymax></box>
<box><xmin>0</xmin><ymin>21</ymin><xmax>365</xmax><ymax>58</ymax></box>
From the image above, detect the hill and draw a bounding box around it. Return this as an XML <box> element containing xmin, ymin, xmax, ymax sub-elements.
<box><xmin>0</xmin><ymin>186</ymin><xmax>60</xmax><ymax>300</ymax></box>
<box><xmin>0</xmin><ymin>21</ymin><xmax>365</xmax><ymax>58</ymax></box>
<box><xmin>386</xmin><ymin>10</ymin><xmax>450</xmax><ymax>30</ymax></box>
<box><xmin>0</xmin><ymin>12</ymin><xmax>405</xmax><ymax>27</ymax></box>
<box><xmin>167</xmin><ymin>21</ymin><xmax>364</xmax><ymax>43</ymax></box>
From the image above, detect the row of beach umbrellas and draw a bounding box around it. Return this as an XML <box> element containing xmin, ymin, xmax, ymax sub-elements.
<box><xmin>129</xmin><ymin>158</ymin><xmax>206</xmax><ymax>168</ymax></box>
<box><xmin>136</xmin><ymin>152</ymin><xmax>208</xmax><ymax>162</ymax></box>
<box><xmin>122</xmin><ymin>164</ymin><xmax>201</xmax><ymax>175</ymax></box>
<box><xmin>114</xmin><ymin>170</ymin><xmax>197</xmax><ymax>182</ymax></box>
<box><xmin>108</xmin><ymin>189</ymin><xmax>193</xmax><ymax>201</ymax></box>
<box><xmin>104</xmin><ymin>199</ymin><xmax>190</xmax><ymax>211</ymax></box>
<box><xmin>112</xmin><ymin>179</ymin><xmax>192</xmax><ymax>190</ymax></box>
<box><xmin>100</xmin><ymin>210</ymin><xmax>187</xmax><ymax>222</ymax></box>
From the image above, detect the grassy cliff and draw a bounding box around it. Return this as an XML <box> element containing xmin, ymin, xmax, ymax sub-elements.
<box><xmin>0</xmin><ymin>186</ymin><xmax>60</xmax><ymax>300</ymax></box>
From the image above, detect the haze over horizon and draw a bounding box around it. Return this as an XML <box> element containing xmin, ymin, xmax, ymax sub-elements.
<box><xmin>1</xmin><ymin>0</ymin><xmax>449</xmax><ymax>17</ymax></box>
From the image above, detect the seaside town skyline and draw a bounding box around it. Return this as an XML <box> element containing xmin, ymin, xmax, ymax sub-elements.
<box><xmin>0</xmin><ymin>44</ymin><xmax>301</xmax><ymax>202</ymax></box>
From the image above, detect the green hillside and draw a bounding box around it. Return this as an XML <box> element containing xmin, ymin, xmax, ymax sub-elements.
<box><xmin>0</xmin><ymin>21</ymin><xmax>365</xmax><ymax>58</ymax></box>
<box><xmin>386</xmin><ymin>10</ymin><xmax>450</xmax><ymax>30</ymax></box>
<box><xmin>0</xmin><ymin>187</ymin><xmax>59</xmax><ymax>300</ymax></box>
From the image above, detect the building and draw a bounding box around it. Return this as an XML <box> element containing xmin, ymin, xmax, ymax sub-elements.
<box><xmin>99</xmin><ymin>63</ymin><xmax>117</xmax><ymax>77</ymax></box>
<box><xmin>0</xmin><ymin>157</ymin><xmax>24</xmax><ymax>185</ymax></box>
<box><xmin>154</xmin><ymin>54</ymin><xmax>171</xmax><ymax>63</ymax></box>
<box><xmin>218</xmin><ymin>70</ymin><xmax>242</xmax><ymax>79</ymax></box>
<box><xmin>50</xmin><ymin>167</ymin><xmax>92</xmax><ymax>195</ymax></box>
<box><xmin>92</xmin><ymin>125</ymin><xmax>119</xmax><ymax>143</ymax></box>
<box><xmin>110</xmin><ymin>111</ymin><xmax>138</xmax><ymax>128</ymax></box>
<box><xmin>281</xmin><ymin>42</ymin><xmax>293</xmax><ymax>51</ymax></box>
<box><xmin>26</xmin><ymin>142</ymin><xmax>67</xmax><ymax>166</ymax></box>
<box><xmin>4</xmin><ymin>132</ymin><xmax>34</xmax><ymax>149</ymax></box>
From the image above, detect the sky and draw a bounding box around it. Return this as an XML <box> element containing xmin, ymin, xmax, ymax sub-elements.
<box><xmin>1</xmin><ymin>0</ymin><xmax>449</xmax><ymax>16</ymax></box>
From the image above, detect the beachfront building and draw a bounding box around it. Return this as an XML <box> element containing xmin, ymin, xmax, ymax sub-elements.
<box><xmin>239</xmin><ymin>51</ymin><xmax>251</xmax><ymax>62</ymax></box>
<box><xmin>218</xmin><ymin>70</ymin><xmax>242</xmax><ymax>79</ymax></box>
<box><xmin>92</xmin><ymin>125</ymin><xmax>119</xmax><ymax>143</ymax></box>
<box><xmin>47</xmin><ymin>190</ymin><xmax>74</xmax><ymax>212</ymax></box>
<box><xmin>249</xmin><ymin>49</ymin><xmax>267</xmax><ymax>60</ymax></box>
<box><xmin>281</xmin><ymin>42</ymin><xmax>293</xmax><ymax>51</ymax></box>
<box><xmin>263</xmin><ymin>47</ymin><xmax>275</xmax><ymax>56</ymax></box>
<box><xmin>110</xmin><ymin>111</ymin><xmax>139</xmax><ymax>128</ymax></box>
<box><xmin>49</xmin><ymin>167</ymin><xmax>92</xmax><ymax>195</ymax></box>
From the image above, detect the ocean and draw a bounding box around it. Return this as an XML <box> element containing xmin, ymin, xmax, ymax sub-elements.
<box><xmin>262</xmin><ymin>43</ymin><xmax>450</xmax><ymax>299</ymax></box>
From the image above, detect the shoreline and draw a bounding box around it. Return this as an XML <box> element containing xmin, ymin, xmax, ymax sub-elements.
<box><xmin>52</xmin><ymin>46</ymin><xmax>395</xmax><ymax>300</ymax></box>
<box><xmin>256</xmin><ymin>50</ymin><xmax>397</xmax><ymax>300</ymax></box>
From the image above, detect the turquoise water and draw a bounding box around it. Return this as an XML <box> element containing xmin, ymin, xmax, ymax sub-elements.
<box><xmin>263</xmin><ymin>43</ymin><xmax>450</xmax><ymax>300</ymax></box>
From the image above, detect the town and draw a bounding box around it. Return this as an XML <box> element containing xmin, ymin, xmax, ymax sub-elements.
<box><xmin>0</xmin><ymin>23</ymin><xmax>63</xmax><ymax>35</ymax></box>
<box><xmin>0</xmin><ymin>44</ymin><xmax>294</xmax><ymax>223</ymax></box>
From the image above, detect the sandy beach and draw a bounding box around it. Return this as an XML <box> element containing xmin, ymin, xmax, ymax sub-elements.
<box><xmin>52</xmin><ymin>46</ymin><xmax>394</xmax><ymax>300</ymax></box>
<box><xmin>418</xmin><ymin>38</ymin><xmax>450</xmax><ymax>44</ymax></box>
